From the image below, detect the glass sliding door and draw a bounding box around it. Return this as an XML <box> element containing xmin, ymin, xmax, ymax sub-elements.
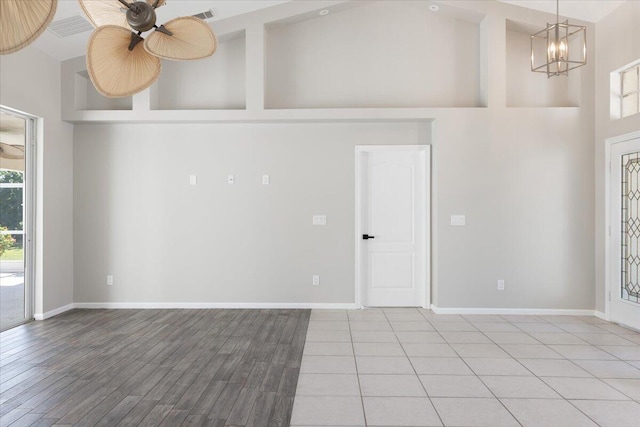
<box><xmin>0</xmin><ymin>108</ymin><xmax>35</xmax><ymax>331</ymax></box>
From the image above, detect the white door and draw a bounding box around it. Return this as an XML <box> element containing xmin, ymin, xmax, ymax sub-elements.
<box><xmin>356</xmin><ymin>146</ymin><xmax>429</xmax><ymax>307</ymax></box>
<box><xmin>610</xmin><ymin>137</ymin><xmax>640</xmax><ymax>330</ymax></box>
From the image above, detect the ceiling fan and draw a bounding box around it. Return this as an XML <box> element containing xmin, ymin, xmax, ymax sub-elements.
<box><xmin>79</xmin><ymin>0</ymin><xmax>218</xmax><ymax>98</ymax></box>
<box><xmin>0</xmin><ymin>0</ymin><xmax>58</xmax><ymax>55</ymax></box>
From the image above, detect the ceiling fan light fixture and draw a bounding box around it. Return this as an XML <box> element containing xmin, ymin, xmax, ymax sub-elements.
<box><xmin>80</xmin><ymin>1</ymin><xmax>218</xmax><ymax>97</ymax></box>
<box><xmin>0</xmin><ymin>0</ymin><xmax>58</xmax><ymax>55</ymax></box>
<box><xmin>530</xmin><ymin>0</ymin><xmax>586</xmax><ymax>78</ymax></box>
<box><xmin>125</xmin><ymin>1</ymin><xmax>157</xmax><ymax>32</ymax></box>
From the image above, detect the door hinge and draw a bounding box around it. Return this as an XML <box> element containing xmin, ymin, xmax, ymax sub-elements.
<box><xmin>609</xmin><ymin>161</ymin><xmax>612</xmax><ymax>172</ymax></box>
<box><xmin>608</xmin><ymin>225</ymin><xmax>611</xmax><ymax>237</ymax></box>
<box><xmin>608</xmin><ymin>291</ymin><xmax>612</xmax><ymax>302</ymax></box>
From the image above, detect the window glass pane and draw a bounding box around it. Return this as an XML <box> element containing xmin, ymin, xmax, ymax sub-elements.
<box><xmin>623</xmin><ymin>67</ymin><xmax>639</xmax><ymax>94</ymax></box>
<box><xmin>0</xmin><ymin>111</ymin><xmax>27</xmax><ymax>331</ymax></box>
<box><xmin>0</xmin><ymin>187</ymin><xmax>23</xmax><ymax>230</ymax></box>
<box><xmin>622</xmin><ymin>93</ymin><xmax>639</xmax><ymax>118</ymax></box>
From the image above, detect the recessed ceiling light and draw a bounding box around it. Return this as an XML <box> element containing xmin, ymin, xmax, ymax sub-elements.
<box><xmin>319</xmin><ymin>9</ymin><xmax>330</xmax><ymax>16</ymax></box>
<box><xmin>429</xmin><ymin>5</ymin><xmax>440</xmax><ymax>12</ymax></box>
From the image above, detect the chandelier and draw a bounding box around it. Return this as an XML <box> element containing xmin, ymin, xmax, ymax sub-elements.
<box><xmin>530</xmin><ymin>0</ymin><xmax>586</xmax><ymax>78</ymax></box>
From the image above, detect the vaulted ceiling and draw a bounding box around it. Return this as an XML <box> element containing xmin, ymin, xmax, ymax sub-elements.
<box><xmin>30</xmin><ymin>0</ymin><xmax>626</xmax><ymax>61</ymax></box>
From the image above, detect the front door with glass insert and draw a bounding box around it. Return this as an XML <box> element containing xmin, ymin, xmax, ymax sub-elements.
<box><xmin>610</xmin><ymin>137</ymin><xmax>640</xmax><ymax>330</ymax></box>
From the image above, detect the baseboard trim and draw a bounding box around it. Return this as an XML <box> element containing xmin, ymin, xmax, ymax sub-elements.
<box><xmin>73</xmin><ymin>302</ymin><xmax>359</xmax><ymax>310</ymax></box>
<box><xmin>594</xmin><ymin>310</ymin><xmax>608</xmax><ymax>321</ymax></box>
<box><xmin>430</xmin><ymin>305</ymin><xmax>596</xmax><ymax>316</ymax></box>
<box><xmin>34</xmin><ymin>303</ymin><xmax>75</xmax><ymax>320</ymax></box>
<box><xmin>37</xmin><ymin>303</ymin><xmax>600</xmax><ymax>316</ymax></box>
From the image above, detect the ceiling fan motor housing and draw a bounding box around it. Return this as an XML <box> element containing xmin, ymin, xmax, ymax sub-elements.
<box><xmin>126</xmin><ymin>1</ymin><xmax>157</xmax><ymax>32</ymax></box>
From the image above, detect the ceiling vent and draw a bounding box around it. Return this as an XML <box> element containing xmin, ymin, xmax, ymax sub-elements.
<box><xmin>48</xmin><ymin>15</ymin><xmax>93</xmax><ymax>38</ymax></box>
<box><xmin>193</xmin><ymin>9</ymin><xmax>215</xmax><ymax>20</ymax></box>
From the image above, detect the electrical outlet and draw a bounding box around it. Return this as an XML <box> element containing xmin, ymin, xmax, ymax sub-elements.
<box><xmin>497</xmin><ymin>279</ymin><xmax>505</xmax><ymax>291</ymax></box>
<box><xmin>312</xmin><ymin>275</ymin><xmax>320</xmax><ymax>286</ymax></box>
<box><xmin>262</xmin><ymin>175</ymin><xmax>270</xmax><ymax>185</ymax></box>
<box><xmin>107</xmin><ymin>275</ymin><xmax>113</xmax><ymax>286</ymax></box>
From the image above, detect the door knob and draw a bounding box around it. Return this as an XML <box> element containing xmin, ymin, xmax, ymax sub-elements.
<box><xmin>363</xmin><ymin>234</ymin><xmax>375</xmax><ymax>240</ymax></box>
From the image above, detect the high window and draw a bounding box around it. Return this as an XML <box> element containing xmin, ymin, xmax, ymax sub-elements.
<box><xmin>621</xmin><ymin>63</ymin><xmax>640</xmax><ymax>118</ymax></box>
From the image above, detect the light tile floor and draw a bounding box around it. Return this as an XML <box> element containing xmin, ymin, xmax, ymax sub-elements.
<box><xmin>290</xmin><ymin>308</ymin><xmax>640</xmax><ymax>427</ymax></box>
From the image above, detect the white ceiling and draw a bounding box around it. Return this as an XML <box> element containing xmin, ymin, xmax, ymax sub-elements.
<box><xmin>31</xmin><ymin>0</ymin><xmax>626</xmax><ymax>61</ymax></box>
<box><xmin>498</xmin><ymin>0</ymin><xmax>625</xmax><ymax>23</ymax></box>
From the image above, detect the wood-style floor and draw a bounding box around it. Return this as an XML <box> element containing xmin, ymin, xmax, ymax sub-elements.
<box><xmin>0</xmin><ymin>309</ymin><xmax>310</xmax><ymax>427</ymax></box>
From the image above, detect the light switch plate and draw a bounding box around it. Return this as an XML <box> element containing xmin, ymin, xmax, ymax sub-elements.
<box><xmin>313</xmin><ymin>215</ymin><xmax>327</xmax><ymax>226</ymax></box>
<box><xmin>227</xmin><ymin>175</ymin><xmax>235</xmax><ymax>184</ymax></box>
<box><xmin>451</xmin><ymin>215</ymin><xmax>466</xmax><ymax>226</ymax></box>
<box><xmin>189</xmin><ymin>175</ymin><xmax>197</xmax><ymax>185</ymax></box>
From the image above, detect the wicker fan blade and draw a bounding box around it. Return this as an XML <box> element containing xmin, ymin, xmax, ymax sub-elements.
<box><xmin>0</xmin><ymin>0</ymin><xmax>57</xmax><ymax>54</ymax></box>
<box><xmin>79</xmin><ymin>0</ymin><xmax>165</xmax><ymax>29</ymax></box>
<box><xmin>87</xmin><ymin>25</ymin><xmax>161</xmax><ymax>98</ymax></box>
<box><xmin>144</xmin><ymin>16</ymin><xmax>217</xmax><ymax>61</ymax></box>
<box><xmin>0</xmin><ymin>143</ymin><xmax>25</xmax><ymax>160</ymax></box>
<box><xmin>78</xmin><ymin>0</ymin><xmax>128</xmax><ymax>29</ymax></box>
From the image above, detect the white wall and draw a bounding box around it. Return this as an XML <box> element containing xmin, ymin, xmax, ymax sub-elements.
<box><xmin>432</xmin><ymin>109</ymin><xmax>594</xmax><ymax>309</ymax></box>
<box><xmin>152</xmin><ymin>33</ymin><xmax>247</xmax><ymax>110</ymax></box>
<box><xmin>69</xmin><ymin>0</ymin><xmax>598</xmax><ymax>310</ymax></box>
<box><xmin>0</xmin><ymin>48</ymin><xmax>74</xmax><ymax>315</ymax></box>
<box><xmin>73</xmin><ymin>122</ymin><xmax>428</xmax><ymax>304</ymax></box>
<box><xmin>594</xmin><ymin>1</ymin><xmax>640</xmax><ymax>313</ymax></box>
<box><xmin>505</xmin><ymin>22</ymin><xmax>580</xmax><ymax>107</ymax></box>
<box><xmin>266</xmin><ymin>1</ymin><xmax>483</xmax><ymax>109</ymax></box>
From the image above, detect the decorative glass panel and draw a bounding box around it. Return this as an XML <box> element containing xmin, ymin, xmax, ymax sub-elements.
<box><xmin>621</xmin><ymin>152</ymin><xmax>640</xmax><ymax>304</ymax></box>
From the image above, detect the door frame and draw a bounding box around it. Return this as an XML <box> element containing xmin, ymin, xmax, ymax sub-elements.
<box><xmin>605</xmin><ymin>130</ymin><xmax>640</xmax><ymax>324</ymax></box>
<box><xmin>0</xmin><ymin>106</ymin><xmax>37</xmax><ymax>330</ymax></box>
<box><xmin>355</xmin><ymin>145</ymin><xmax>431</xmax><ymax>309</ymax></box>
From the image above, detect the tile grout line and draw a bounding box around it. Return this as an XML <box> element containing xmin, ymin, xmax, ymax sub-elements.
<box><xmin>472</xmin><ymin>314</ymin><xmax>611</xmax><ymax>426</ymax></box>
<box><xmin>518</xmin><ymin>314</ymin><xmax>640</xmax><ymax>404</ymax></box>
<box><xmin>346</xmin><ymin>309</ymin><xmax>369</xmax><ymax>427</ymax></box>
<box><xmin>381</xmin><ymin>308</ymin><xmax>445</xmax><ymax>427</ymax></box>
<box><xmin>303</xmin><ymin>310</ymin><xmax>640</xmax><ymax>426</ymax></box>
<box><xmin>472</xmin><ymin>314</ymin><xmax>611</xmax><ymax>427</ymax></box>
<box><xmin>422</xmin><ymin>310</ymin><xmax>525</xmax><ymax>427</ymax></box>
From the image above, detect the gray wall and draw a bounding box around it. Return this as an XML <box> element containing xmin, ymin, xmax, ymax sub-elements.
<box><xmin>0</xmin><ymin>48</ymin><xmax>74</xmax><ymax>314</ymax></box>
<box><xmin>594</xmin><ymin>1</ymin><xmax>640</xmax><ymax>312</ymax></box>
<box><xmin>73</xmin><ymin>110</ymin><xmax>596</xmax><ymax>309</ymax></box>
<box><xmin>432</xmin><ymin>110</ymin><xmax>594</xmax><ymax>309</ymax></box>
<box><xmin>71</xmin><ymin>0</ymin><xmax>599</xmax><ymax>310</ymax></box>
<box><xmin>73</xmin><ymin>122</ymin><xmax>428</xmax><ymax>304</ymax></box>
